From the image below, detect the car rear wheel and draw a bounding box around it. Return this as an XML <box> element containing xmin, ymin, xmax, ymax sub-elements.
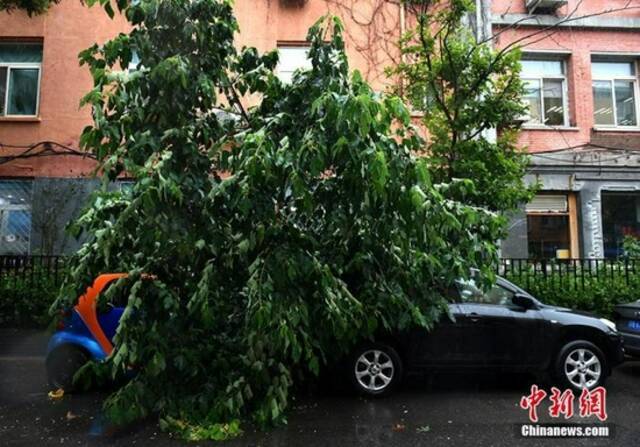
<box><xmin>349</xmin><ymin>343</ymin><xmax>402</xmax><ymax>397</ymax></box>
<box><xmin>553</xmin><ymin>340</ymin><xmax>607</xmax><ymax>392</ymax></box>
<box><xmin>46</xmin><ymin>345</ymin><xmax>89</xmax><ymax>392</ymax></box>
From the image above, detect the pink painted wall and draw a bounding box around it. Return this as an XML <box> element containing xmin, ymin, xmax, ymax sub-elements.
<box><xmin>234</xmin><ymin>0</ymin><xmax>401</xmax><ymax>89</ymax></box>
<box><xmin>4</xmin><ymin>0</ymin><xmax>638</xmax><ymax>175</ymax></box>
<box><xmin>0</xmin><ymin>1</ymin><xmax>130</xmax><ymax>177</ymax></box>
<box><xmin>493</xmin><ymin>0</ymin><xmax>640</xmax><ymax>19</ymax></box>
<box><xmin>0</xmin><ymin>0</ymin><xmax>402</xmax><ymax>179</ymax></box>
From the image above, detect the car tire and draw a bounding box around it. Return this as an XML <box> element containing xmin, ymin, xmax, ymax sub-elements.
<box><xmin>553</xmin><ymin>340</ymin><xmax>607</xmax><ymax>392</ymax></box>
<box><xmin>46</xmin><ymin>345</ymin><xmax>89</xmax><ymax>392</ymax></box>
<box><xmin>349</xmin><ymin>343</ymin><xmax>402</xmax><ymax>397</ymax></box>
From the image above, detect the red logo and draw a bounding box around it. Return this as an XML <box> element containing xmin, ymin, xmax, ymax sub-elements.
<box><xmin>520</xmin><ymin>385</ymin><xmax>608</xmax><ymax>422</ymax></box>
<box><xmin>519</xmin><ymin>385</ymin><xmax>547</xmax><ymax>422</ymax></box>
<box><xmin>548</xmin><ymin>387</ymin><xmax>575</xmax><ymax>419</ymax></box>
<box><xmin>579</xmin><ymin>387</ymin><xmax>608</xmax><ymax>422</ymax></box>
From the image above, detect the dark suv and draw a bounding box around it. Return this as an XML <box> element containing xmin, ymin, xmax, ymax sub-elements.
<box><xmin>348</xmin><ymin>275</ymin><xmax>625</xmax><ymax>396</ymax></box>
<box><xmin>613</xmin><ymin>299</ymin><xmax>640</xmax><ymax>358</ymax></box>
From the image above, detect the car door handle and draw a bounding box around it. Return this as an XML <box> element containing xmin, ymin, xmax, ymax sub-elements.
<box><xmin>468</xmin><ymin>312</ymin><xmax>481</xmax><ymax>322</ymax></box>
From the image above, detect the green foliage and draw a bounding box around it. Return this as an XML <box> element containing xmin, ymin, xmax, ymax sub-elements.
<box><xmin>53</xmin><ymin>0</ymin><xmax>507</xmax><ymax>440</ymax></box>
<box><xmin>0</xmin><ymin>0</ymin><xmax>58</xmax><ymax>15</ymax></box>
<box><xmin>0</xmin><ymin>270</ymin><xmax>62</xmax><ymax>328</ymax></box>
<box><xmin>623</xmin><ymin>235</ymin><xmax>640</xmax><ymax>258</ymax></box>
<box><xmin>504</xmin><ymin>265</ymin><xmax>640</xmax><ymax>318</ymax></box>
<box><xmin>392</xmin><ymin>0</ymin><xmax>534</xmax><ymax>215</ymax></box>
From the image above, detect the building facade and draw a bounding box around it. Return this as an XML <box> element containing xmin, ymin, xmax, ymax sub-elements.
<box><xmin>1</xmin><ymin>0</ymin><xmax>640</xmax><ymax>258</ymax></box>
<box><xmin>493</xmin><ymin>0</ymin><xmax>640</xmax><ymax>259</ymax></box>
<box><xmin>0</xmin><ymin>3</ymin><xmax>129</xmax><ymax>255</ymax></box>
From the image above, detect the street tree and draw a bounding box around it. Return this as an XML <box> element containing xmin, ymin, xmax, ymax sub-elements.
<box><xmin>391</xmin><ymin>0</ymin><xmax>534</xmax><ymax>215</ymax></box>
<box><xmin>0</xmin><ymin>0</ymin><xmax>57</xmax><ymax>15</ymax></box>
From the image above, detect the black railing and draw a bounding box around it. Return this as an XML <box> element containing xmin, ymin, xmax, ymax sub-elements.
<box><xmin>1</xmin><ymin>255</ymin><xmax>638</xmax><ymax>296</ymax></box>
<box><xmin>498</xmin><ymin>258</ymin><xmax>640</xmax><ymax>291</ymax></box>
<box><xmin>0</xmin><ymin>255</ymin><xmax>66</xmax><ymax>294</ymax></box>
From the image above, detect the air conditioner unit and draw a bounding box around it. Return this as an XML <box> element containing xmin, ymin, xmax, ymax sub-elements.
<box><xmin>526</xmin><ymin>0</ymin><xmax>567</xmax><ymax>14</ymax></box>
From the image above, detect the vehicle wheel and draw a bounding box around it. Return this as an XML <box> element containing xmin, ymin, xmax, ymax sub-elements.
<box><xmin>349</xmin><ymin>343</ymin><xmax>402</xmax><ymax>397</ymax></box>
<box><xmin>553</xmin><ymin>340</ymin><xmax>607</xmax><ymax>392</ymax></box>
<box><xmin>46</xmin><ymin>345</ymin><xmax>89</xmax><ymax>392</ymax></box>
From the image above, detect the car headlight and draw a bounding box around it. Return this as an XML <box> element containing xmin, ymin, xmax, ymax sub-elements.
<box><xmin>599</xmin><ymin>318</ymin><xmax>617</xmax><ymax>332</ymax></box>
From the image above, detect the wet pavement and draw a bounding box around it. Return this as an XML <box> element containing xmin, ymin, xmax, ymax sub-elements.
<box><xmin>1</xmin><ymin>328</ymin><xmax>640</xmax><ymax>446</ymax></box>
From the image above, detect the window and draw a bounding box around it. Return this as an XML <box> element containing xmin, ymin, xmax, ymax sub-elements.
<box><xmin>521</xmin><ymin>58</ymin><xmax>567</xmax><ymax>126</ymax></box>
<box><xmin>456</xmin><ymin>279</ymin><xmax>514</xmax><ymax>306</ymax></box>
<box><xmin>0</xmin><ymin>181</ymin><xmax>32</xmax><ymax>255</ymax></box>
<box><xmin>127</xmin><ymin>51</ymin><xmax>140</xmax><ymax>72</ymax></box>
<box><xmin>592</xmin><ymin>61</ymin><xmax>638</xmax><ymax>127</ymax></box>
<box><xmin>276</xmin><ymin>46</ymin><xmax>311</xmax><ymax>83</ymax></box>
<box><xmin>526</xmin><ymin>193</ymin><xmax>578</xmax><ymax>259</ymax></box>
<box><xmin>0</xmin><ymin>43</ymin><xmax>42</xmax><ymax>117</ymax></box>
<box><xmin>98</xmin><ymin>281</ymin><xmax>130</xmax><ymax>312</ymax></box>
<box><xmin>601</xmin><ymin>192</ymin><xmax>640</xmax><ymax>258</ymax></box>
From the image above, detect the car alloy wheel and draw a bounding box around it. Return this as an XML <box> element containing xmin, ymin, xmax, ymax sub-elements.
<box><xmin>563</xmin><ymin>348</ymin><xmax>602</xmax><ymax>390</ymax></box>
<box><xmin>354</xmin><ymin>349</ymin><xmax>395</xmax><ymax>393</ymax></box>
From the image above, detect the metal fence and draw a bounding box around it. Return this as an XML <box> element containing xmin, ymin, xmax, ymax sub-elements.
<box><xmin>0</xmin><ymin>255</ymin><xmax>66</xmax><ymax>291</ymax></box>
<box><xmin>497</xmin><ymin>258</ymin><xmax>640</xmax><ymax>291</ymax></box>
<box><xmin>1</xmin><ymin>255</ymin><xmax>639</xmax><ymax>295</ymax></box>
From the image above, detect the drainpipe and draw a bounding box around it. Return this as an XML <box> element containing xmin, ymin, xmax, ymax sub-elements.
<box><xmin>398</xmin><ymin>0</ymin><xmax>406</xmax><ymax>95</ymax></box>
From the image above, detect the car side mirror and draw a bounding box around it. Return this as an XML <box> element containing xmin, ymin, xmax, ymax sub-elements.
<box><xmin>512</xmin><ymin>293</ymin><xmax>535</xmax><ymax>310</ymax></box>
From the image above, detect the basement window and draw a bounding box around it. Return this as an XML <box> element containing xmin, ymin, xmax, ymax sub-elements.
<box><xmin>0</xmin><ymin>180</ymin><xmax>32</xmax><ymax>255</ymax></box>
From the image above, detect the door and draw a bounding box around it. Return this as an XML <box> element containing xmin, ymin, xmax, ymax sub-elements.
<box><xmin>455</xmin><ymin>279</ymin><xmax>545</xmax><ymax>368</ymax></box>
<box><xmin>410</xmin><ymin>302</ymin><xmax>468</xmax><ymax>367</ymax></box>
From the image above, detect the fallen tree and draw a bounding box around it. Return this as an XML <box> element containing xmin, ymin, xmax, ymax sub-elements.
<box><xmin>53</xmin><ymin>0</ymin><xmax>508</xmax><ymax>440</ymax></box>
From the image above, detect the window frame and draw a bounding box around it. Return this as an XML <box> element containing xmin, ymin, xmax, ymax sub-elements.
<box><xmin>0</xmin><ymin>60</ymin><xmax>42</xmax><ymax>118</ymax></box>
<box><xmin>591</xmin><ymin>59</ymin><xmax>640</xmax><ymax>129</ymax></box>
<box><xmin>521</xmin><ymin>58</ymin><xmax>569</xmax><ymax>127</ymax></box>
<box><xmin>455</xmin><ymin>278</ymin><xmax>515</xmax><ymax>307</ymax></box>
<box><xmin>276</xmin><ymin>43</ymin><xmax>311</xmax><ymax>83</ymax></box>
<box><xmin>525</xmin><ymin>192</ymin><xmax>579</xmax><ymax>259</ymax></box>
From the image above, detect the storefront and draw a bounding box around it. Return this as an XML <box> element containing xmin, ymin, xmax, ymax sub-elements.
<box><xmin>501</xmin><ymin>145</ymin><xmax>640</xmax><ymax>259</ymax></box>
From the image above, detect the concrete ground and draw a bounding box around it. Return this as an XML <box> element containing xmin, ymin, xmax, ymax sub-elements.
<box><xmin>1</xmin><ymin>328</ymin><xmax>640</xmax><ymax>446</ymax></box>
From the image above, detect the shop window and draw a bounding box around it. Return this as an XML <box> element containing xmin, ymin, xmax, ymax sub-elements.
<box><xmin>601</xmin><ymin>192</ymin><xmax>640</xmax><ymax>258</ymax></box>
<box><xmin>526</xmin><ymin>193</ymin><xmax>578</xmax><ymax>259</ymax></box>
<box><xmin>0</xmin><ymin>180</ymin><xmax>32</xmax><ymax>255</ymax></box>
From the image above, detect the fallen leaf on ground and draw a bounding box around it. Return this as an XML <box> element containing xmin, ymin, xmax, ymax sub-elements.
<box><xmin>48</xmin><ymin>389</ymin><xmax>64</xmax><ymax>400</ymax></box>
<box><xmin>66</xmin><ymin>411</ymin><xmax>79</xmax><ymax>420</ymax></box>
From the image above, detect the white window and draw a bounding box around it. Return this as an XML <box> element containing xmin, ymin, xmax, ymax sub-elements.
<box><xmin>127</xmin><ymin>50</ymin><xmax>140</xmax><ymax>72</ymax></box>
<box><xmin>0</xmin><ymin>43</ymin><xmax>42</xmax><ymax>117</ymax></box>
<box><xmin>592</xmin><ymin>60</ymin><xmax>638</xmax><ymax>127</ymax></box>
<box><xmin>276</xmin><ymin>46</ymin><xmax>311</xmax><ymax>83</ymax></box>
<box><xmin>521</xmin><ymin>58</ymin><xmax>568</xmax><ymax>126</ymax></box>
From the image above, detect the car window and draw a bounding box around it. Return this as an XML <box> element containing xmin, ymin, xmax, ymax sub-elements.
<box><xmin>97</xmin><ymin>282</ymin><xmax>130</xmax><ymax>313</ymax></box>
<box><xmin>456</xmin><ymin>279</ymin><xmax>514</xmax><ymax>306</ymax></box>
